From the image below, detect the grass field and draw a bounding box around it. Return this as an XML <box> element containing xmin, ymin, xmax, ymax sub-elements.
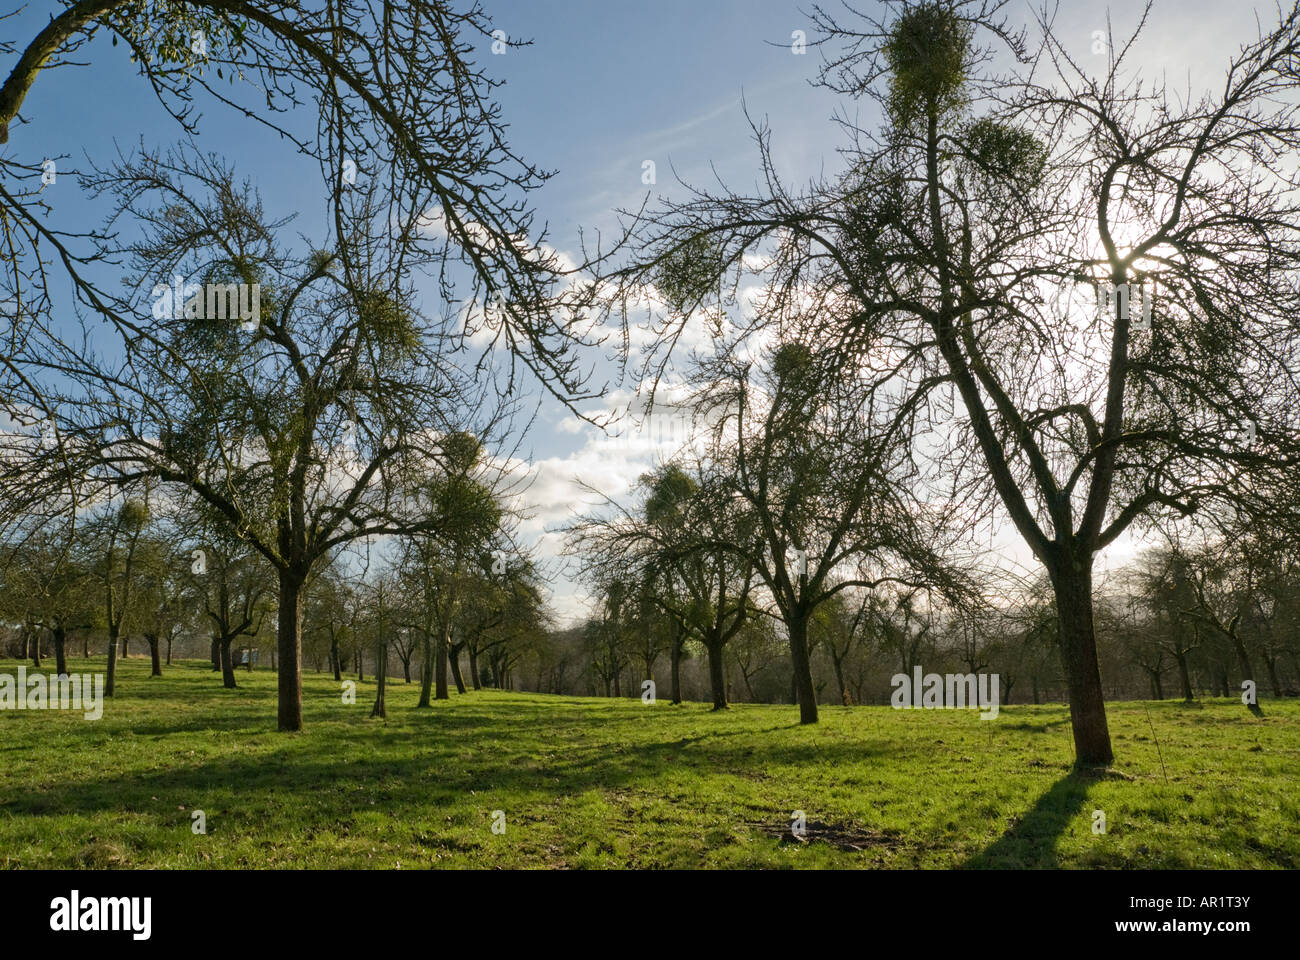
<box><xmin>1</xmin><ymin>656</ymin><xmax>1296</xmax><ymax>869</ymax></box>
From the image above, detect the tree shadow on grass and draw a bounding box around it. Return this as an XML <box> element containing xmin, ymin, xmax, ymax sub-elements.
<box><xmin>961</xmin><ymin>772</ymin><xmax>1100</xmax><ymax>869</ymax></box>
<box><xmin>1</xmin><ymin>711</ymin><xmax>907</xmax><ymax>826</ymax></box>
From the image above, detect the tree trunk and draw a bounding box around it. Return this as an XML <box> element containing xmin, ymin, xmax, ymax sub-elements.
<box><xmin>706</xmin><ymin>638</ymin><xmax>727</xmax><ymax>711</ymax></box>
<box><xmin>220</xmin><ymin>638</ymin><xmax>238</xmax><ymax>689</ymax></box>
<box><xmin>83</xmin><ymin>634</ymin><xmax>89</xmax><ymax>658</ymax></box>
<box><xmin>106</xmin><ymin>626</ymin><xmax>119</xmax><ymax>696</ymax></box>
<box><xmin>148</xmin><ymin>635</ymin><xmax>162</xmax><ymax>677</ymax></box>
<box><xmin>435</xmin><ymin>626</ymin><xmax>450</xmax><ymax>700</ymax></box>
<box><xmin>166</xmin><ymin>633</ymin><xmax>173</xmax><ymax>666</ymax></box>
<box><xmin>738</xmin><ymin>665</ymin><xmax>756</xmax><ymax>701</ymax></box>
<box><xmin>450</xmin><ymin>645</ymin><xmax>467</xmax><ymax>694</ymax></box>
<box><xmin>277</xmin><ymin>571</ymin><xmax>305</xmax><ymax>731</ymax></box>
<box><xmin>469</xmin><ymin>648</ymin><xmax>481</xmax><ymax>689</ymax></box>
<box><xmin>1051</xmin><ymin>563</ymin><xmax>1114</xmax><ymax>766</ymax></box>
<box><xmin>52</xmin><ymin>626</ymin><xmax>68</xmax><ymax>677</ymax></box>
<box><xmin>1175</xmin><ymin>649</ymin><xmax>1193</xmax><ymax>701</ymax></box>
<box><xmin>330</xmin><ymin>630</ymin><xmax>342</xmax><ymax>682</ymax></box>
<box><xmin>1265</xmin><ymin>654</ymin><xmax>1282</xmax><ymax>699</ymax></box>
<box><xmin>671</xmin><ymin>638</ymin><xmax>683</xmax><ymax>704</ymax></box>
<box><xmin>832</xmin><ymin>655</ymin><xmax>849</xmax><ymax>706</ymax></box>
<box><xmin>121</xmin><ymin>636</ymin><xmax>128</xmax><ymax>658</ymax></box>
<box><xmin>417</xmin><ymin>630</ymin><xmax>433</xmax><ymax>707</ymax></box>
<box><xmin>210</xmin><ymin>638</ymin><xmax>220</xmax><ymax>671</ymax></box>
<box><xmin>1214</xmin><ymin>662</ymin><xmax>1229</xmax><ymax>697</ymax></box>
<box><xmin>1226</xmin><ymin>627</ymin><xmax>1264</xmax><ymax>716</ymax></box>
<box><xmin>788</xmin><ymin>612</ymin><xmax>818</xmax><ymax>724</ymax></box>
<box><xmin>30</xmin><ymin>628</ymin><xmax>40</xmax><ymax>668</ymax></box>
<box><xmin>371</xmin><ymin>632</ymin><xmax>387</xmax><ymax>719</ymax></box>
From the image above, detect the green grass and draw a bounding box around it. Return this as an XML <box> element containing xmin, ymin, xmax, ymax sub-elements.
<box><xmin>1</xmin><ymin>656</ymin><xmax>1296</xmax><ymax>868</ymax></box>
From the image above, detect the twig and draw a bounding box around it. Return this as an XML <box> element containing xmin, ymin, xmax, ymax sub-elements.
<box><xmin>1143</xmin><ymin>703</ymin><xmax>1169</xmax><ymax>784</ymax></box>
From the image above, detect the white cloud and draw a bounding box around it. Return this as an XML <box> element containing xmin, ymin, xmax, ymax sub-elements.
<box><xmin>498</xmin><ymin>376</ymin><xmax>726</xmax><ymax>625</ymax></box>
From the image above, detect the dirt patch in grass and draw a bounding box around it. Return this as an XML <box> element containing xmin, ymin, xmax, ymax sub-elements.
<box><xmin>747</xmin><ymin>817</ymin><xmax>902</xmax><ymax>852</ymax></box>
<box><xmin>74</xmin><ymin>838</ymin><xmax>129</xmax><ymax>868</ymax></box>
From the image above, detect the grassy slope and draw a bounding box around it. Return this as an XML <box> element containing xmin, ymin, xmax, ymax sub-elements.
<box><xmin>0</xmin><ymin>656</ymin><xmax>1296</xmax><ymax>869</ymax></box>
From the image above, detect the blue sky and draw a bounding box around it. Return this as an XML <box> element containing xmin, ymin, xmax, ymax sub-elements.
<box><xmin>6</xmin><ymin>0</ymin><xmax>1271</xmax><ymax>622</ymax></box>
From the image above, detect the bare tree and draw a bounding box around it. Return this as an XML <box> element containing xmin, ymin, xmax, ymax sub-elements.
<box><xmin>89</xmin><ymin>495</ymin><xmax>151</xmax><ymax>696</ymax></box>
<box><xmin>191</xmin><ymin>520</ymin><xmax>270</xmax><ymax>690</ymax></box>
<box><xmin>819</xmin><ymin>588</ymin><xmax>876</xmax><ymax>707</ymax></box>
<box><xmin>570</xmin><ymin>463</ymin><xmax>759</xmax><ymax>711</ymax></box>
<box><xmin>2</xmin><ymin>1</ymin><xmax>604</xmax><ymax>732</ymax></box>
<box><xmin>0</xmin><ymin>514</ymin><xmax>96</xmax><ymax>677</ymax></box>
<box><xmin>592</xmin><ymin>1</ymin><xmax>1300</xmax><ymax>763</ymax></box>
<box><xmin>690</xmin><ymin>338</ymin><xmax>977</xmax><ymax>723</ymax></box>
<box><xmin>0</xmin><ymin>146</ymin><xmax>532</xmax><ymax>730</ymax></box>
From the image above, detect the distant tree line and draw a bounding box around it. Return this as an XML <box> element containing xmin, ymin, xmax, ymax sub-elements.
<box><xmin>527</xmin><ymin>529</ymin><xmax>1299</xmax><ymax>709</ymax></box>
